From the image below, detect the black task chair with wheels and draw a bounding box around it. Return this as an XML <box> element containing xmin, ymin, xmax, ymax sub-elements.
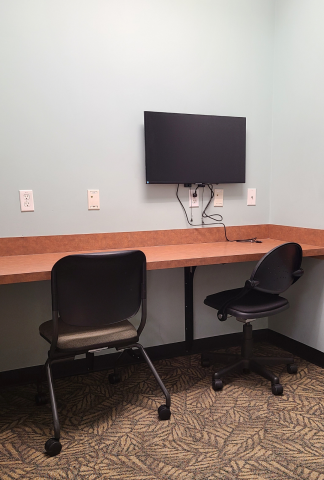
<box><xmin>202</xmin><ymin>242</ymin><xmax>304</xmax><ymax>395</ymax></box>
<box><xmin>37</xmin><ymin>250</ymin><xmax>171</xmax><ymax>456</ymax></box>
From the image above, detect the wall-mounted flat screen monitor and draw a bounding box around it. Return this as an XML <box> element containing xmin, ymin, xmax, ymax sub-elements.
<box><xmin>144</xmin><ymin>111</ymin><xmax>246</xmax><ymax>185</ymax></box>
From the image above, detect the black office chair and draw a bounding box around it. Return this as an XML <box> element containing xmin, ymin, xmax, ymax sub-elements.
<box><xmin>201</xmin><ymin>242</ymin><xmax>304</xmax><ymax>395</ymax></box>
<box><xmin>37</xmin><ymin>250</ymin><xmax>171</xmax><ymax>456</ymax></box>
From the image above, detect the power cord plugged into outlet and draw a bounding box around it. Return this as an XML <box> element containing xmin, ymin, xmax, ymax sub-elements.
<box><xmin>176</xmin><ymin>184</ymin><xmax>262</xmax><ymax>243</ymax></box>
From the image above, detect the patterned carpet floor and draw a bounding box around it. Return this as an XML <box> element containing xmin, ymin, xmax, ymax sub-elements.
<box><xmin>1</xmin><ymin>343</ymin><xmax>324</xmax><ymax>479</ymax></box>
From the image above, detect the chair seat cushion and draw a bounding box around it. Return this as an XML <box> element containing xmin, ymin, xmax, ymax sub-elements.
<box><xmin>39</xmin><ymin>318</ymin><xmax>139</xmax><ymax>351</ymax></box>
<box><xmin>204</xmin><ymin>287</ymin><xmax>289</xmax><ymax>319</ymax></box>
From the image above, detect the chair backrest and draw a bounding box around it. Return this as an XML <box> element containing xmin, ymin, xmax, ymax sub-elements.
<box><xmin>250</xmin><ymin>242</ymin><xmax>303</xmax><ymax>294</ymax></box>
<box><xmin>51</xmin><ymin>250</ymin><xmax>146</xmax><ymax>327</ymax></box>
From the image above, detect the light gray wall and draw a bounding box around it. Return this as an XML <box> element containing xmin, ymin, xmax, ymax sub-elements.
<box><xmin>0</xmin><ymin>0</ymin><xmax>275</xmax><ymax>372</ymax></box>
<box><xmin>0</xmin><ymin>0</ymin><xmax>274</xmax><ymax>237</ymax></box>
<box><xmin>270</xmin><ymin>0</ymin><xmax>324</xmax><ymax>229</ymax></box>
<box><xmin>269</xmin><ymin>0</ymin><xmax>324</xmax><ymax>349</ymax></box>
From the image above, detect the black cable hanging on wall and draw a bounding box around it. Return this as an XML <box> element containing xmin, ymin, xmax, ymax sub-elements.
<box><xmin>176</xmin><ymin>184</ymin><xmax>261</xmax><ymax>243</ymax></box>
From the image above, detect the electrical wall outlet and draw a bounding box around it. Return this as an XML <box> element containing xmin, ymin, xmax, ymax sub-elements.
<box><xmin>189</xmin><ymin>189</ymin><xmax>199</xmax><ymax>207</ymax></box>
<box><xmin>214</xmin><ymin>189</ymin><xmax>223</xmax><ymax>207</ymax></box>
<box><xmin>88</xmin><ymin>189</ymin><xmax>100</xmax><ymax>210</ymax></box>
<box><xmin>19</xmin><ymin>190</ymin><xmax>34</xmax><ymax>212</ymax></box>
<box><xmin>247</xmin><ymin>188</ymin><xmax>256</xmax><ymax>206</ymax></box>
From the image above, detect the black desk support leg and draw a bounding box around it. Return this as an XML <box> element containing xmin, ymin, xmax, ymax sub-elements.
<box><xmin>184</xmin><ymin>266</ymin><xmax>196</xmax><ymax>352</ymax></box>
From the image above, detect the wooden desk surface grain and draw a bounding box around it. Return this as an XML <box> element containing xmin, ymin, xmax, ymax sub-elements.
<box><xmin>1</xmin><ymin>238</ymin><xmax>324</xmax><ymax>285</ymax></box>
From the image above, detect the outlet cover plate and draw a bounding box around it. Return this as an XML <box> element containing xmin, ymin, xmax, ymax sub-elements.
<box><xmin>247</xmin><ymin>188</ymin><xmax>256</xmax><ymax>206</ymax></box>
<box><xmin>214</xmin><ymin>189</ymin><xmax>224</xmax><ymax>207</ymax></box>
<box><xmin>19</xmin><ymin>190</ymin><xmax>34</xmax><ymax>212</ymax></box>
<box><xmin>189</xmin><ymin>189</ymin><xmax>199</xmax><ymax>207</ymax></box>
<box><xmin>88</xmin><ymin>189</ymin><xmax>100</xmax><ymax>210</ymax></box>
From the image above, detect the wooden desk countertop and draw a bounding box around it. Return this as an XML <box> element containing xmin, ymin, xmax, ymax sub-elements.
<box><xmin>1</xmin><ymin>238</ymin><xmax>324</xmax><ymax>285</ymax></box>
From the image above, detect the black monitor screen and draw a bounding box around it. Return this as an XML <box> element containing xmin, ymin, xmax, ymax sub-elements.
<box><xmin>144</xmin><ymin>111</ymin><xmax>246</xmax><ymax>184</ymax></box>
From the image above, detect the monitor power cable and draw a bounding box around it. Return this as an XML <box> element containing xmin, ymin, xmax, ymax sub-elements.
<box><xmin>176</xmin><ymin>184</ymin><xmax>262</xmax><ymax>243</ymax></box>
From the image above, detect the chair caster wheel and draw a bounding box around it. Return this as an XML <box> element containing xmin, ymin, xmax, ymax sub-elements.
<box><xmin>201</xmin><ymin>356</ymin><xmax>210</xmax><ymax>368</ymax></box>
<box><xmin>45</xmin><ymin>438</ymin><xmax>62</xmax><ymax>456</ymax></box>
<box><xmin>35</xmin><ymin>393</ymin><xmax>48</xmax><ymax>406</ymax></box>
<box><xmin>212</xmin><ymin>379</ymin><xmax>223</xmax><ymax>391</ymax></box>
<box><xmin>287</xmin><ymin>364</ymin><xmax>297</xmax><ymax>374</ymax></box>
<box><xmin>271</xmin><ymin>383</ymin><xmax>283</xmax><ymax>395</ymax></box>
<box><xmin>158</xmin><ymin>405</ymin><xmax>171</xmax><ymax>420</ymax></box>
<box><xmin>108</xmin><ymin>373</ymin><xmax>121</xmax><ymax>384</ymax></box>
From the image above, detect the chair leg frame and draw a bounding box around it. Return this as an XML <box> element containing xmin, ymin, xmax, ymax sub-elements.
<box><xmin>213</xmin><ymin>359</ymin><xmax>247</xmax><ymax>380</ymax></box>
<box><xmin>45</xmin><ymin>359</ymin><xmax>60</xmax><ymax>440</ymax></box>
<box><xmin>129</xmin><ymin>343</ymin><xmax>171</xmax><ymax>408</ymax></box>
<box><xmin>110</xmin><ymin>349</ymin><xmax>126</xmax><ymax>377</ymax></box>
<box><xmin>86</xmin><ymin>351</ymin><xmax>95</xmax><ymax>372</ymax></box>
<box><xmin>44</xmin><ymin>342</ymin><xmax>170</xmax><ymax>445</ymax></box>
<box><xmin>206</xmin><ymin>322</ymin><xmax>295</xmax><ymax>389</ymax></box>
